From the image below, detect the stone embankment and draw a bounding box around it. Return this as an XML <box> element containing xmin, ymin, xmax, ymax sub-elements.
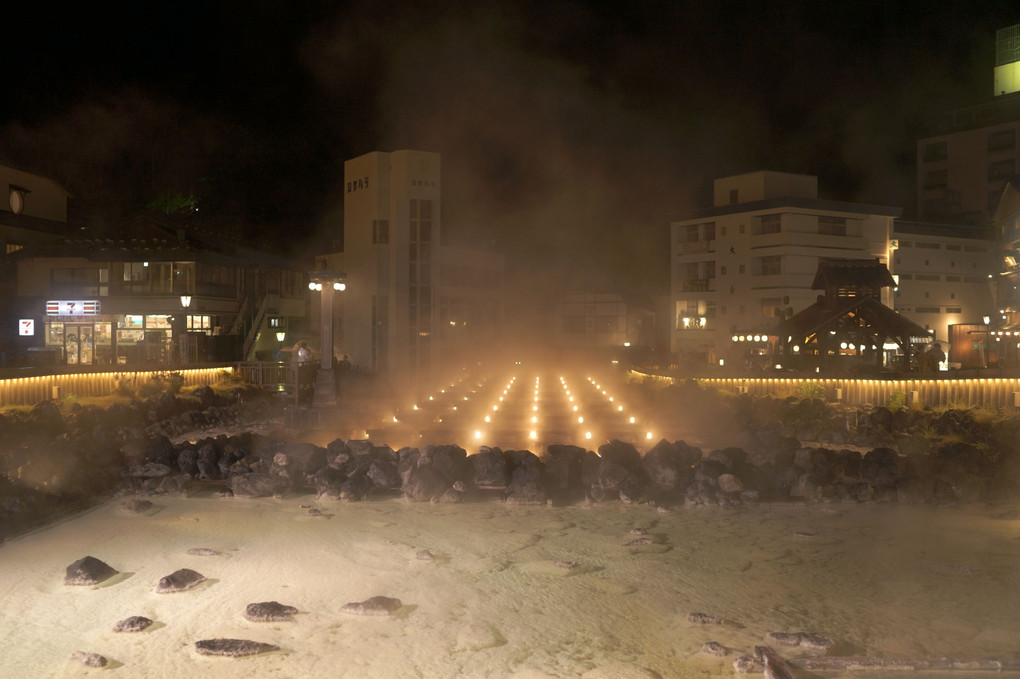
<box><xmin>3</xmin><ymin>381</ymin><xmax>1020</xmax><ymax>541</ymax></box>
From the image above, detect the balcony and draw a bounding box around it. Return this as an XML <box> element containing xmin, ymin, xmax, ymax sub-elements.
<box><xmin>679</xmin><ymin>240</ymin><xmax>713</xmax><ymax>255</ymax></box>
<box><xmin>682</xmin><ymin>279</ymin><xmax>712</xmax><ymax>292</ymax></box>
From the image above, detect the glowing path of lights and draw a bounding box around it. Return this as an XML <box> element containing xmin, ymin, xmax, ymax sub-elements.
<box><xmin>364</xmin><ymin>368</ymin><xmax>665</xmax><ymax>453</ymax></box>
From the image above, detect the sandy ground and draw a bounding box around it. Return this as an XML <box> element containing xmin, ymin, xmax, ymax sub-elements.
<box><xmin>2</xmin><ymin>494</ymin><xmax>1019</xmax><ymax>679</ymax></box>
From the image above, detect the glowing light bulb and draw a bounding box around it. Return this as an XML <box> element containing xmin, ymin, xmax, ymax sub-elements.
<box><xmin>578</xmin><ymin>416</ymin><xmax>584</xmax><ymax>423</ymax></box>
<box><xmin>529</xmin><ymin>431</ymin><xmax>537</xmax><ymax>440</ymax></box>
<box><xmin>618</xmin><ymin>405</ymin><xmax>623</xmax><ymax>412</ymax></box>
<box><xmin>629</xmin><ymin>416</ymin><xmax>635</xmax><ymax>424</ymax></box>
<box><xmin>475</xmin><ymin>430</ymin><xmax>482</xmax><ymax>439</ymax></box>
<box><xmin>531</xmin><ymin>416</ymin><xmax>537</xmax><ymax>423</ymax></box>
<box><xmin>646</xmin><ymin>432</ymin><xmax>653</xmax><ymax>440</ymax></box>
<box><xmin>484</xmin><ymin>415</ymin><xmax>491</xmax><ymax>423</ymax></box>
<box><xmin>585</xmin><ymin>431</ymin><xmax>592</xmax><ymax>439</ymax></box>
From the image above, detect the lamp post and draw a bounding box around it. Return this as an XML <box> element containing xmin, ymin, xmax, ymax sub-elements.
<box><xmin>308</xmin><ymin>270</ymin><xmax>346</xmax><ymax>407</ymax></box>
<box><xmin>178</xmin><ymin>295</ymin><xmax>192</xmax><ymax>365</ymax></box>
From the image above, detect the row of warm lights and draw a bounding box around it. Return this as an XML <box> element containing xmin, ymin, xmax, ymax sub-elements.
<box><xmin>474</xmin><ymin>375</ymin><xmax>518</xmax><ymax>440</ymax></box>
<box><xmin>391</xmin><ymin>373</ymin><xmax>477</xmax><ymax>424</ymax></box>
<box><xmin>587</xmin><ymin>376</ymin><xmax>652</xmax><ymax>440</ymax></box>
<box><xmin>561</xmin><ymin>376</ymin><xmax>593</xmax><ymax>440</ymax></box>
<box><xmin>732</xmin><ymin>334</ymin><xmax>770</xmax><ymax>343</ymax></box>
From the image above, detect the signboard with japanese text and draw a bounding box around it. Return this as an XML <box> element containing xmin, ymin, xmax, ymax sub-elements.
<box><xmin>19</xmin><ymin>319</ymin><xmax>34</xmax><ymax>336</ymax></box>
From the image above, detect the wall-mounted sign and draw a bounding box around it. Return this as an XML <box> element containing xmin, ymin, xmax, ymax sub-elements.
<box><xmin>19</xmin><ymin>319</ymin><xmax>34</xmax><ymax>336</ymax></box>
<box><xmin>46</xmin><ymin>300</ymin><xmax>100</xmax><ymax>316</ymax></box>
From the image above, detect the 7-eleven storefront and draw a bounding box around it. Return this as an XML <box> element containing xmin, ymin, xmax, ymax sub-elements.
<box><xmin>42</xmin><ymin>300</ymin><xmax>216</xmax><ymax>366</ymax></box>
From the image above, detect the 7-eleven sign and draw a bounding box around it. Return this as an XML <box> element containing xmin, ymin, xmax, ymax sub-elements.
<box><xmin>19</xmin><ymin>319</ymin><xmax>35</xmax><ymax>336</ymax></box>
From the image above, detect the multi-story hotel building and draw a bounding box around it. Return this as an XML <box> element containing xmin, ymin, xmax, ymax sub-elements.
<box><xmin>889</xmin><ymin>220</ymin><xmax>998</xmax><ymax>342</ymax></box>
<box><xmin>670</xmin><ymin>171</ymin><xmax>899</xmax><ymax>367</ymax></box>
<box><xmin>339</xmin><ymin>150</ymin><xmax>504</xmax><ymax>379</ymax></box>
<box><xmin>917</xmin><ymin>24</ymin><xmax>1020</xmax><ymax>226</ymax></box>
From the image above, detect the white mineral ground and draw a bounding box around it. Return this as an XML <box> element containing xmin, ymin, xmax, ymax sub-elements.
<box><xmin>2</xmin><ymin>494</ymin><xmax>1019</xmax><ymax>678</ymax></box>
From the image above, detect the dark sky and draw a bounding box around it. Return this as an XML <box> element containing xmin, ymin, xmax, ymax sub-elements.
<box><xmin>1</xmin><ymin>0</ymin><xmax>1017</xmax><ymax>299</ymax></box>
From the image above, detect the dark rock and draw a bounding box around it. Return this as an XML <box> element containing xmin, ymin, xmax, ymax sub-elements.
<box><xmin>70</xmin><ymin>650</ymin><xmax>107</xmax><ymax>667</ymax></box>
<box><xmin>402</xmin><ymin>464</ymin><xmax>449</xmax><ymax>502</ymax></box>
<box><xmin>470</xmin><ymin>448</ymin><xmax>509</xmax><ymax>486</ymax></box>
<box><xmin>597</xmin><ymin>439</ymin><xmax>643</xmax><ymax>473</ymax></box>
<box><xmin>790</xmin><ymin>474</ymin><xmax>822</xmax><ymax>501</ymax></box>
<box><xmin>641</xmin><ymin>439</ymin><xmax>699</xmax><ymax>492</ymax></box>
<box><xmin>505</xmin><ymin>456</ymin><xmax>546</xmax><ymax>505</ymax></box>
<box><xmin>113</xmin><ymin>615</ymin><xmax>153</xmax><ymax>632</ymax></box>
<box><xmin>706</xmin><ymin>447</ymin><xmax>746</xmax><ymax>470</ymax></box>
<box><xmin>144</xmin><ymin>435</ymin><xmax>176</xmax><ymax>466</ymax></box>
<box><xmin>270</xmin><ymin>441</ymin><xmax>327</xmax><ymax>475</ymax></box>
<box><xmin>65</xmin><ymin>556</ymin><xmax>118</xmax><ymax>586</ymax></box>
<box><xmin>244</xmin><ymin>601</ymin><xmax>298</xmax><ymax>622</ymax></box>
<box><xmin>339</xmin><ymin>471</ymin><xmax>373</xmax><ymax>501</ymax></box>
<box><xmin>229</xmin><ymin>472</ymin><xmax>289</xmax><ymax>497</ymax></box>
<box><xmin>416</xmin><ymin>549</ymin><xmax>434</xmax><ymax>561</ymax></box>
<box><xmin>367</xmin><ymin>459</ymin><xmax>401</xmax><ymax>489</ymax></box>
<box><xmin>340</xmin><ymin>595</ymin><xmax>403</xmax><ymax>615</ymax></box>
<box><xmin>717</xmin><ymin>473</ymin><xmax>744</xmax><ymax>494</ymax></box>
<box><xmin>128</xmin><ymin>462</ymin><xmax>173</xmax><ymax>478</ymax></box>
<box><xmin>425</xmin><ymin>444</ymin><xmax>469</xmax><ymax>485</ymax></box>
<box><xmin>543</xmin><ymin>444</ymin><xmax>586</xmax><ymax>491</ymax></box>
<box><xmin>838</xmin><ymin>449</ymin><xmax>863</xmax><ymax>479</ymax></box>
<box><xmin>119</xmin><ymin>498</ymin><xmax>154</xmax><ymax>513</ymax></box>
<box><xmin>808</xmin><ymin>448</ymin><xmax>843</xmax><ymax>485</ymax></box>
<box><xmin>896</xmin><ymin>478</ymin><xmax>928</xmax><ymax>504</ymax></box>
<box><xmin>861</xmin><ymin>447</ymin><xmax>901</xmax><ymax>486</ymax></box>
<box><xmin>194</xmin><ymin>638</ymin><xmax>279</xmax><ymax>657</ymax></box>
<box><xmin>155</xmin><ymin>568</ymin><xmax>206</xmax><ymax>593</ymax></box>
<box><xmin>176</xmin><ymin>446</ymin><xmax>199</xmax><ymax>476</ymax></box>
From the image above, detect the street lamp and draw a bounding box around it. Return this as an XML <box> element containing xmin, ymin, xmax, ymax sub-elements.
<box><xmin>308</xmin><ymin>270</ymin><xmax>346</xmax><ymax>407</ymax></box>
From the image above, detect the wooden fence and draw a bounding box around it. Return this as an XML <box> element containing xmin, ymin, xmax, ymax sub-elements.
<box><xmin>0</xmin><ymin>367</ymin><xmax>232</xmax><ymax>408</ymax></box>
<box><xmin>631</xmin><ymin>372</ymin><xmax>1020</xmax><ymax>410</ymax></box>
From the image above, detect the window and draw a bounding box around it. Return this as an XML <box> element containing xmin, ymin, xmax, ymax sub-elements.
<box><xmin>739</xmin><ymin>264</ymin><xmax>746</xmax><ymax>274</ymax></box>
<box><xmin>916</xmin><ymin>242</ymin><xmax>940</xmax><ymax>249</ymax></box>
<box><xmin>760</xmin><ymin>297</ymin><xmax>782</xmax><ymax>318</ymax></box>
<box><xmin>923</xmin><ymin>169</ymin><xmax>947</xmax><ymax>189</ymax></box>
<box><xmin>915</xmin><ymin>274</ymin><xmax>940</xmax><ymax>281</ymax></box>
<box><xmin>989</xmin><ymin>159</ymin><xmax>1014</xmax><ymax>180</ymax></box>
<box><xmin>372</xmin><ymin>220</ymin><xmax>389</xmax><ymax>244</ymax></box>
<box><xmin>754</xmin><ymin>255</ymin><xmax>781</xmax><ymax>276</ymax></box>
<box><xmin>946</xmin><ymin>307</ymin><xmax>962</xmax><ymax>313</ymax></box>
<box><xmin>729</xmin><ymin>188</ymin><xmax>738</xmax><ymax>205</ymax></box>
<box><xmin>818</xmin><ymin>216</ymin><xmax>846</xmax><ymax>236</ymax></box>
<box><xmin>5</xmin><ymin>241</ymin><xmax>23</xmax><ymax>254</ymax></box>
<box><xmin>945</xmin><ymin>244</ymin><xmax>961</xmax><ymax>251</ymax></box>
<box><xmin>52</xmin><ymin>267</ymin><xmax>109</xmax><ymax>296</ymax></box>
<box><xmin>922</xmin><ymin>141</ymin><xmax>947</xmax><ymax>162</ymax></box>
<box><xmin>988</xmin><ymin>129</ymin><xmax>1015</xmax><ymax>152</ymax></box>
<box><xmin>757</xmin><ymin>214</ymin><xmax>781</xmax><ymax>234</ymax></box>
<box><xmin>720</xmin><ymin>266</ymin><xmax>727</xmax><ymax>275</ymax></box>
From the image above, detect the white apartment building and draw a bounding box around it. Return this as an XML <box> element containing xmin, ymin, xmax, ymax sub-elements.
<box><xmin>890</xmin><ymin>221</ymin><xmax>998</xmax><ymax>342</ymax></box>
<box><xmin>670</xmin><ymin>171</ymin><xmax>899</xmax><ymax>366</ymax></box>
<box><xmin>340</xmin><ymin>150</ymin><xmax>503</xmax><ymax>379</ymax></box>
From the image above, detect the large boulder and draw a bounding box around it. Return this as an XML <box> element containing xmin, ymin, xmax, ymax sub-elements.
<box><xmin>470</xmin><ymin>448</ymin><xmax>509</xmax><ymax>487</ymax></box>
<box><xmin>505</xmin><ymin>451</ymin><xmax>546</xmax><ymax>505</ymax></box>
<box><xmin>861</xmin><ymin>447</ymin><xmax>901</xmax><ymax>487</ymax></box>
<box><xmin>229</xmin><ymin>472</ymin><xmax>289</xmax><ymax>497</ymax></box>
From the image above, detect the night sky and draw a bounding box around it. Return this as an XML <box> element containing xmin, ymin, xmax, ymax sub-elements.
<box><xmin>2</xmin><ymin>0</ymin><xmax>1017</xmax><ymax>300</ymax></box>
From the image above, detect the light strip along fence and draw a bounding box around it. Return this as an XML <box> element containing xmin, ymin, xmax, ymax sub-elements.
<box><xmin>631</xmin><ymin>372</ymin><xmax>1020</xmax><ymax>410</ymax></box>
<box><xmin>0</xmin><ymin>367</ymin><xmax>233</xmax><ymax>408</ymax></box>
